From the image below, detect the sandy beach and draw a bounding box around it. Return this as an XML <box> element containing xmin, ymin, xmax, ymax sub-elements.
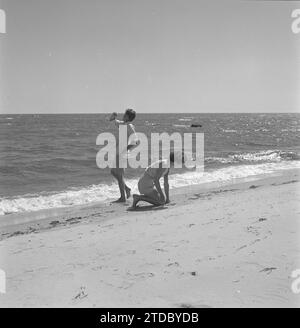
<box><xmin>0</xmin><ymin>169</ymin><xmax>299</xmax><ymax>308</ymax></box>
<box><xmin>1</xmin><ymin>0</ymin><xmax>300</xmax><ymax>313</ymax></box>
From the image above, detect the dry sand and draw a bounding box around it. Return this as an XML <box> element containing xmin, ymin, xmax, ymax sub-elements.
<box><xmin>0</xmin><ymin>170</ymin><xmax>299</xmax><ymax>307</ymax></box>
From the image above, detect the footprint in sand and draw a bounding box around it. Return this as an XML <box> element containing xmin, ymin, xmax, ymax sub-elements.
<box><xmin>187</xmin><ymin>223</ymin><xmax>195</xmax><ymax>228</ymax></box>
<box><xmin>258</xmin><ymin>217</ymin><xmax>267</xmax><ymax>222</ymax></box>
<box><xmin>49</xmin><ymin>220</ymin><xmax>60</xmax><ymax>227</ymax></box>
<box><xmin>89</xmin><ymin>212</ymin><xmax>103</xmax><ymax>217</ymax></box>
<box><xmin>134</xmin><ymin>272</ymin><xmax>155</xmax><ymax>278</ymax></box>
<box><xmin>259</xmin><ymin>267</ymin><xmax>277</xmax><ymax>275</ymax></box>
<box><xmin>156</xmin><ymin>248</ymin><xmax>167</xmax><ymax>252</ymax></box>
<box><xmin>13</xmin><ymin>248</ymin><xmax>32</xmax><ymax>255</ymax></box>
<box><xmin>236</xmin><ymin>245</ymin><xmax>247</xmax><ymax>252</ymax></box>
<box><xmin>249</xmin><ymin>185</ymin><xmax>259</xmax><ymax>189</ymax></box>
<box><xmin>73</xmin><ymin>286</ymin><xmax>88</xmax><ymax>300</ymax></box>
<box><xmin>91</xmin><ymin>265</ymin><xmax>104</xmax><ymax>271</ymax></box>
<box><xmin>179</xmin><ymin>303</ymin><xmax>212</xmax><ymax>308</ymax></box>
<box><xmin>66</xmin><ymin>217</ymin><xmax>82</xmax><ymax>224</ymax></box>
<box><xmin>196</xmin><ymin>256</ymin><xmax>216</xmax><ymax>263</ymax></box>
<box><xmin>167</xmin><ymin>262</ymin><xmax>180</xmax><ymax>267</ymax></box>
<box><xmin>103</xmin><ymin>224</ymin><xmax>114</xmax><ymax>229</ymax></box>
<box><xmin>246</xmin><ymin>226</ymin><xmax>260</xmax><ymax>236</ymax></box>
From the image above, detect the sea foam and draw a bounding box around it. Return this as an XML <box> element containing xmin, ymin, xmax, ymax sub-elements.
<box><xmin>1</xmin><ymin>160</ymin><xmax>299</xmax><ymax>216</ymax></box>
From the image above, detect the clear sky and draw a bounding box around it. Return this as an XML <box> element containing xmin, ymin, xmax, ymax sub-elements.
<box><xmin>0</xmin><ymin>0</ymin><xmax>299</xmax><ymax>114</ymax></box>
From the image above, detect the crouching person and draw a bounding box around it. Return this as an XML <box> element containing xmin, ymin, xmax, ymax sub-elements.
<box><xmin>130</xmin><ymin>151</ymin><xmax>182</xmax><ymax>209</ymax></box>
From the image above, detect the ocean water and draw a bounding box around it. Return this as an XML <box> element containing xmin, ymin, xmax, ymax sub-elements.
<box><xmin>0</xmin><ymin>113</ymin><xmax>299</xmax><ymax>215</ymax></box>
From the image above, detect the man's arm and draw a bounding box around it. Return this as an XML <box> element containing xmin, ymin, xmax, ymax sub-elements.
<box><xmin>108</xmin><ymin>113</ymin><xmax>124</xmax><ymax>126</ymax></box>
<box><xmin>163</xmin><ymin>173</ymin><xmax>170</xmax><ymax>204</ymax></box>
<box><xmin>113</xmin><ymin>119</ymin><xmax>124</xmax><ymax>126</ymax></box>
<box><xmin>108</xmin><ymin>112</ymin><xmax>118</xmax><ymax>121</ymax></box>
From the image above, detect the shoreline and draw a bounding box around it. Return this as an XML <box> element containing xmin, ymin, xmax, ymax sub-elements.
<box><xmin>0</xmin><ymin>168</ymin><xmax>299</xmax><ymax>307</ymax></box>
<box><xmin>2</xmin><ymin>158</ymin><xmax>300</xmax><ymax>218</ymax></box>
<box><xmin>0</xmin><ymin>169</ymin><xmax>296</xmax><ymax>240</ymax></box>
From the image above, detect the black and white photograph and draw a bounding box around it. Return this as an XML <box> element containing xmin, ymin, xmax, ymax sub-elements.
<box><xmin>0</xmin><ymin>0</ymin><xmax>300</xmax><ymax>311</ymax></box>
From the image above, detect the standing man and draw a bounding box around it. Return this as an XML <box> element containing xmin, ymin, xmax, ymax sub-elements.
<box><xmin>109</xmin><ymin>109</ymin><xmax>137</xmax><ymax>202</ymax></box>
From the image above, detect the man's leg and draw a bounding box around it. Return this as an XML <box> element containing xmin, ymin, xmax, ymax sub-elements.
<box><xmin>125</xmin><ymin>184</ymin><xmax>131</xmax><ymax>199</ymax></box>
<box><xmin>111</xmin><ymin>168</ymin><xmax>126</xmax><ymax>202</ymax></box>
<box><xmin>111</xmin><ymin>167</ymin><xmax>131</xmax><ymax>199</ymax></box>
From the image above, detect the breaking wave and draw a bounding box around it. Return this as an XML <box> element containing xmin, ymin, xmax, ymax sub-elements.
<box><xmin>1</xmin><ymin>158</ymin><xmax>299</xmax><ymax>216</ymax></box>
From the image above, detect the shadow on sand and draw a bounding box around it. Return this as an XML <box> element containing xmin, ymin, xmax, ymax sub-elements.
<box><xmin>127</xmin><ymin>205</ymin><xmax>168</xmax><ymax>212</ymax></box>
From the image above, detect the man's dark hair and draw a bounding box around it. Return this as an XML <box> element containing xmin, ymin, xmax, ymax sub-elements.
<box><xmin>125</xmin><ymin>108</ymin><xmax>136</xmax><ymax>122</ymax></box>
